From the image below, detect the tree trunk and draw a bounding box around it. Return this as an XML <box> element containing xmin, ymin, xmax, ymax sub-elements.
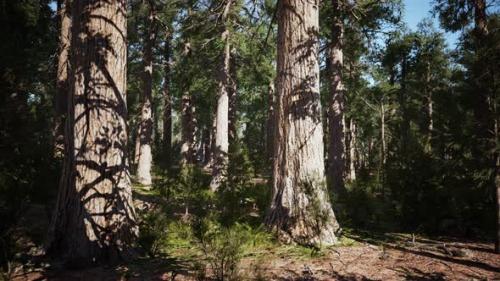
<box><xmin>379</xmin><ymin>100</ymin><xmax>386</xmax><ymax>185</ymax></box>
<box><xmin>163</xmin><ymin>32</ymin><xmax>172</xmax><ymax>163</ymax></box>
<box><xmin>54</xmin><ymin>0</ymin><xmax>71</xmax><ymax>158</ymax></box>
<box><xmin>180</xmin><ymin>92</ymin><xmax>195</xmax><ymax>165</ymax></box>
<box><xmin>472</xmin><ymin>0</ymin><xmax>488</xmax><ymax>35</ymax></box>
<box><xmin>265</xmin><ymin>0</ymin><xmax>340</xmax><ymax>246</ymax></box>
<box><xmin>267</xmin><ymin>80</ymin><xmax>275</xmax><ymax>164</ymax></box>
<box><xmin>347</xmin><ymin>119</ymin><xmax>356</xmax><ymax>181</ymax></box>
<box><xmin>327</xmin><ymin>0</ymin><xmax>346</xmax><ymax>194</ymax></box>
<box><xmin>47</xmin><ymin>0</ymin><xmax>137</xmax><ymax>265</ymax></box>
<box><xmin>425</xmin><ymin>62</ymin><xmax>433</xmax><ymax>152</ymax></box>
<box><xmin>210</xmin><ymin>0</ymin><xmax>232</xmax><ymax>191</ymax></box>
<box><xmin>136</xmin><ymin>1</ymin><xmax>156</xmax><ymax>186</ymax></box>
<box><xmin>228</xmin><ymin>48</ymin><xmax>238</xmax><ymax>144</ymax></box>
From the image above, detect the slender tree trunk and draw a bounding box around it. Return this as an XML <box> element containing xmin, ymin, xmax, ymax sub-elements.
<box><xmin>136</xmin><ymin>1</ymin><xmax>156</xmax><ymax>186</ymax></box>
<box><xmin>327</xmin><ymin>0</ymin><xmax>346</xmax><ymax>195</ymax></box>
<box><xmin>473</xmin><ymin>0</ymin><xmax>488</xmax><ymax>36</ymax></box>
<box><xmin>377</xmin><ymin>97</ymin><xmax>387</xmax><ymax>188</ymax></box>
<box><xmin>347</xmin><ymin>119</ymin><xmax>356</xmax><ymax>181</ymax></box>
<box><xmin>54</xmin><ymin>0</ymin><xmax>71</xmax><ymax>158</ymax></box>
<box><xmin>425</xmin><ymin>61</ymin><xmax>433</xmax><ymax>152</ymax></box>
<box><xmin>163</xmin><ymin>32</ymin><xmax>172</xmax><ymax>163</ymax></box>
<box><xmin>267</xmin><ymin>81</ymin><xmax>275</xmax><ymax>164</ymax></box>
<box><xmin>204</xmin><ymin>113</ymin><xmax>217</xmax><ymax>168</ymax></box>
<box><xmin>180</xmin><ymin>92</ymin><xmax>195</xmax><ymax>165</ymax></box>
<box><xmin>47</xmin><ymin>0</ymin><xmax>137</xmax><ymax>264</ymax></box>
<box><xmin>471</xmin><ymin>1</ymin><xmax>497</xmax><ymax>251</ymax></box>
<box><xmin>495</xmin><ymin>109</ymin><xmax>499</xmax><ymax>253</ymax></box>
<box><xmin>228</xmin><ymin>48</ymin><xmax>238</xmax><ymax>144</ymax></box>
<box><xmin>265</xmin><ymin>0</ymin><xmax>340</xmax><ymax>246</ymax></box>
<box><xmin>210</xmin><ymin>0</ymin><xmax>232</xmax><ymax>191</ymax></box>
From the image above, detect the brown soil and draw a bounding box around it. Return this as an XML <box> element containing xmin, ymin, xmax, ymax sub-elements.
<box><xmin>6</xmin><ymin>195</ymin><xmax>500</xmax><ymax>281</ymax></box>
<box><xmin>9</xmin><ymin>236</ymin><xmax>500</xmax><ymax>281</ymax></box>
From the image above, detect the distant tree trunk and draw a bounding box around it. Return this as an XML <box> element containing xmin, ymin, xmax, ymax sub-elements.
<box><xmin>327</xmin><ymin>0</ymin><xmax>346</xmax><ymax>195</ymax></box>
<box><xmin>267</xmin><ymin>81</ymin><xmax>275</xmax><ymax>164</ymax></box>
<box><xmin>47</xmin><ymin>0</ymin><xmax>137</xmax><ymax>264</ymax></box>
<box><xmin>180</xmin><ymin>92</ymin><xmax>195</xmax><ymax>165</ymax></box>
<box><xmin>347</xmin><ymin>119</ymin><xmax>356</xmax><ymax>181</ymax></box>
<box><xmin>472</xmin><ymin>0</ymin><xmax>488</xmax><ymax>35</ymax></box>
<box><xmin>163</xmin><ymin>32</ymin><xmax>172</xmax><ymax>163</ymax></box>
<box><xmin>203</xmin><ymin>113</ymin><xmax>217</xmax><ymax>168</ymax></box>
<box><xmin>54</xmin><ymin>0</ymin><xmax>71</xmax><ymax>158</ymax></box>
<box><xmin>136</xmin><ymin>1</ymin><xmax>156</xmax><ymax>186</ymax></box>
<box><xmin>379</xmin><ymin>99</ymin><xmax>386</xmax><ymax>185</ymax></box>
<box><xmin>265</xmin><ymin>0</ymin><xmax>340</xmax><ymax>246</ymax></box>
<box><xmin>471</xmin><ymin>1</ymin><xmax>497</xmax><ymax>251</ymax></box>
<box><xmin>495</xmin><ymin>112</ymin><xmax>499</xmax><ymax>253</ymax></box>
<box><xmin>228</xmin><ymin>48</ymin><xmax>238</xmax><ymax>144</ymax></box>
<box><xmin>210</xmin><ymin>0</ymin><xmax>232</xmax><ymax>191</ymax></box>
<box><xmin>425</xmin><ymin>62</ymin><xmax>433</xmax><ymax>152</ymax></box>
<box><xmin>400</xmin><ymin>53</ymin><xmax>409</xmax><ymax>153</ymax></box>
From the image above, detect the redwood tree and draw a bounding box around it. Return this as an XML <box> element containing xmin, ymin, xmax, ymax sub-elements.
<box><xmin>266</xmin><ymin>0</ymin><xmax>340</xmax><ymax>246</ymax></box>
<box><xmin>54</xmin><ymin>0</ymin><xmax>71</xmax><ymax>158</ymax></box>
<box><xmin>136</xmin><ymin>0</ymin><xmax>156</xmax><ymax>186</ymax></box>
<box><xmin>327</xmin><ymin>0</ymin><xmax>346</xmax><ymax>194</ymax></box>
<box><xmin>210</xmin><ymin>0</ymin><xmax>233</xmax><ymax>191</ymax></box>
<box><xmin>47</xmin><ymin>0</ymin><xmax>138</xmax><ymax>264</ymax></box>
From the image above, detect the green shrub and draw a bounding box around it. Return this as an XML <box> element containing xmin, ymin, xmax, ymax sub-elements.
<box><xmin>197</xmin><ymin>221</ymin><xmax>248</xmax><ymax>281</ymax></box>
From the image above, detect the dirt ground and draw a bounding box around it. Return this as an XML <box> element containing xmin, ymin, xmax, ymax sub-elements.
<box><xmin>6</xmin><ymin>195</ymin><xmax>500</xmax><ymax>281</ymax></box>
<box><xmin>9</xmin><ymin>235</ymin><xmax>500</xmax><ymax>281</ymax></box>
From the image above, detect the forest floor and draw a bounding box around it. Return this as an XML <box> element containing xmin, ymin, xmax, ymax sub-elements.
<box><xmin>6</xmin><ymin>186</ymin><xmax>500</xmax><ymax>281</ymax></box>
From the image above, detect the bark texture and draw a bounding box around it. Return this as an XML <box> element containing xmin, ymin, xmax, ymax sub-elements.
<box><xmin>265</xmin><ymin>0</ymin><xmax>340</xmax><ymax>246</ymax></box>
<box><xmin>210</xmin><ymin>0</ymin><xmax>232</xmax><ymax>191</ymax></box>
<box><xmin>327</xmin><ymin>0</ymin><xmax>346</xmax><ymax>194</ymax></box>
<box><xmin>54</xmin><ymin>0</ymin><xmax>72</xmax><ymax>158</ymax></box>
<box><xmin>136</xmin><ymin>1</ymin><xmax>156</xmax><ymax>186</ymax></box>
<box><xmin>47</xmin><ymin>0</ymin><xmax>137</xmax><ymax>264</ymax></box>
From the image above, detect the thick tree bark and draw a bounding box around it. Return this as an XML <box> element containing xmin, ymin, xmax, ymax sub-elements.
<box><xmin>47</xmin><ymin>0</ymin><xmax>137</xmax><ymax>264</ymax></box>
<box><xmin>163</xmin><ymin>32</ymin><xmax>172</xmax><ymax>163</ymax></box>
<box><xmin>136</xmin><ymin>1</ymin><xmax>156</xmax><ymax>186</ymax></box>
<box><xmin>54</xmin><ymin>0</ymin><xmax>71</xmax><ymax>158</ymax></box>
<box><xmin>327</xmin><ymin>0</ymin><xmax>346</xmax><ymax>194</ymax></box>
<box><xmin>265</xmin><ymin>0</ymin><xmax>340</xmax><ymax>246</ymax></box>
<box><xmin>210</xmin><ymin>0</ymin><xmax>232</xmax><ymax>191</ymax></box>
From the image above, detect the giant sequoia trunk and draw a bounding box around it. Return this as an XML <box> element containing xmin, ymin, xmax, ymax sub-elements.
<box><xmin>136</xmin><ymin>1</ymin><xmax>156</xmax><ymax>186</ymax></box>
<box><xmin>265</xmin><ymin>0</ymin><xmax>340</xmax><ymax>246</ymax></box>
<box><xmin>210</xmin><ymin>0</ymin><xmax>232</xmax><ymax>191</ymax></box>
<box><xmin>54</xmin><ymin>0</ymin><xmax>71</xmax><ymax>158</ymax></box>
<box><xmin>47</xmin><ymin>0</ymin><xmax>137</xmax><ymax>264</ymax></box>
<box><xmin>327</xmin><ymin>0</ymin><xmax>346</xmax><ymax>194</ymax></box>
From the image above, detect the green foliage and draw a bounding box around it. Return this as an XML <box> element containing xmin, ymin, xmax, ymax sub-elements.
<box><xmin>199</xmin><ymin>226</ymin><xmax>243</xmax><ymax>280</ymax></box>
